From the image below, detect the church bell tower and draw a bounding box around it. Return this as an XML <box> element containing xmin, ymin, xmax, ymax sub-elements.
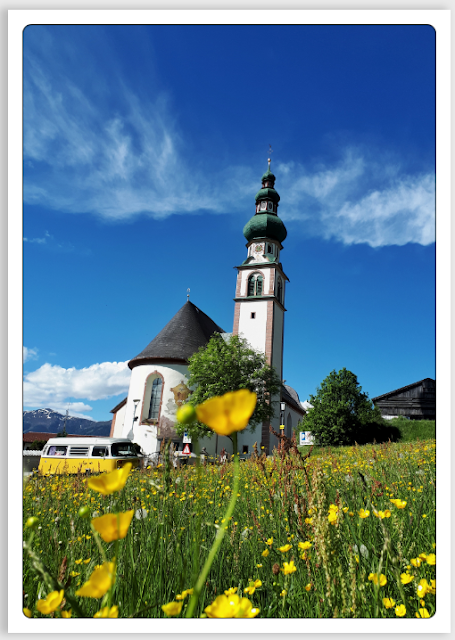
<box><xmin>232</xmin><ymin>156</ymin><xmax>288</xmax><ymax>450</ymax></box>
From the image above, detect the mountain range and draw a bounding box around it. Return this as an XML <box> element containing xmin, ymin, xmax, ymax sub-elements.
<box><xmin>23</xmin><ymin>408</ymin><xmax>111</xmax><ymax>436</ymax></box>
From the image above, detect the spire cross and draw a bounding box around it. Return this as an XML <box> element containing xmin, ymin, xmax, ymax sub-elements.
<box><xmin>187</xmin><ymin>288</ymin><xmax>190</xmax><ymax>301</ymax></box>
<box><xmin>268</xmin><ymin>144</ymin><xmax>273</xmax><ymax>167</ymax></box>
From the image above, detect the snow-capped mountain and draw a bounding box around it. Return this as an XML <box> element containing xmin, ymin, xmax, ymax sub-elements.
<box><xmin>23</xmin><ymin>409</ymin><xmax>111</xmax><ymax>436</ymax></box>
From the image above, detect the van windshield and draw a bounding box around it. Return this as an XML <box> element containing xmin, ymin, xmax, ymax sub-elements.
<box><xmin>111</xmin><ymin>442</ymin><xmax>137</xmax><ymax>458</ymax></box>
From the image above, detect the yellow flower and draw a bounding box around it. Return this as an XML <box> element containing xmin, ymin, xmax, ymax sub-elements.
<box><xmin>262</xmin><ymin>549</ymin><xmax>269</xmax><ymax>557</ymax></box>
<box><xmin>305</xmin><ymin>583</ymin><xmax>312</xmax><ymax>592</ymax></box>
<box><xmin>94</xmin><ymin>605</ymin><xmax>119</xmax><ymax>618</ymax></box>
<box><xmin>91</xmin><ymin>511</ymin><xmax>134</xmax><ymax>543</ymax></box>
<box><xmin>416</xmin><ymin>608</ymin><xmax>431</xmax><ymax>618</ymax></box>
<box><xmin>305</xmin><ymin>517</ymin><xmax>313</xmax><ymax>524</ymax></box>
<box><xmin>298</xmin><ymin>541</ymin><xmax>312</xmax><ymax>551</ymax></box>
<box><xmin>411</xmin><ymin>558</ymin><xmax>422</xmax><ymax>568</ymax></box>
<box><xmin>75</xmin><ymin>559</ymin><xmax>83</xmax><ymax>565</ymax></box>
<box><xmin>390</xmin><ymin>498</ymin><xmax>407</xmax><ymax>509</ymax></box>
<box><xmin>224</xmin><ymin>587</ymin><xmax>238</xmax><ymax>596</ymax></box>
<box><xmin>204</xmin><ymin>594</ymin><xmax>259</xmax><ymax>618</ymax></box>
<box><xmin>280</xmin><ymin>590</ymin><xmax>287</xmax><ymax>597</ymax></box>
<box><xmin>69</xmin><ymin>571</ymin><xmax>80</xmax><ymax>577</ymax></box>
<box><xmin>195</xmin><ymin>389</ymin><xmax>257</xmax><ymax>436</ymax></box>
<box><xmin>359</xmin><ymin>509</ymin><xmax>370</xmax><ymax>519</ymax></box>
<box><xmin>428</xmin><ymin>579</ymin><xmax>436</xmax><ymax>594</ymax></box>
<box><xmin>278</xmin><ymin>544</ymin><xmax>292</xmax><ymax>553</ymax></box>
<box><xmin>161</xmin><ymin>601</ymin><xmax>183</xmax><ymax>617</ymax></box>
<box><xmin>23</xmin><ymin>608</ymin><xmax>32</xmax><ymax>618</ymax></box>
<box><xmin>87</xmin><ymin>463</ymin><xmax>132</xmax><ymax>495</ymax></box>
<box><xmin>400</xmin><ymin>573</ymin><xmax>414</xmax><ymax>585</ymax></box>
<box><xmin>383</xmin><ymin>597</ymin><xmax>396</xmax><ymax>609</ymax></box>
<box><xmin>426</xmin><ymin>553</ymin><xmax>436</xmax><ymax>565</ymax></box>
<box><xmin>75</xmin><ymin>562</ymin><xmax>115</xmax><ymax>598</ymax></box>
<box><xmin>282</xmin><ymin>561</ymin><xmax>297</xmax><ymax>575</ymax></box>
<box><xmin>416</xmin><ymin>579</ymin><xmax>429</xmax><ymax>598</ymax></box>
<box><xmin>395</xmin><ymin>604</ymin><xmax>406</xmax><ymax>617</ymax></box>
<box><xmin>418</xmin><ymin>553</ymin><xmax>427</xmax><ymax>560</ymax></box>
<box><xmin>368</xmin><ymin>573</ymin><xmax>387</xmax><ymax>587</ymax></box>
<box><xmin>383</xmin><ymin>510</ymin><xmax>391</xmax><ymax>518</ymax></box>
<box><xmin>36</xmin><ymin>590</ymin><xmax>64</xmax><ymax>615</ymax></box>
<box><xmin>265</xmin><ymin>537</ymin><xmax>273</xmax><ymax>546</ymax></box>
<box><xmin>61</xmin><ymin>610</ymin><xmax>72</xmax><ymax>618</ymax></box>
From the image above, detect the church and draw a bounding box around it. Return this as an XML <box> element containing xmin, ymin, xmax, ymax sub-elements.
<box><xmin>109</xmin><ymin>159</ymin><xmax>305</xmax><ymax>456</ymax></box>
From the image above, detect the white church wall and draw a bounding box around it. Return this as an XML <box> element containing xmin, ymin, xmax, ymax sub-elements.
<box><xmin>121</xmin><ymin>363</ymin><xmax>189</xmax><ymax>456</ymax></box>
<box><xmin>111</xmin><ymin>401</ymin><xmax>127</xmax><ymax>438</ymax></box>
<box><xmin>237</xmin><ymin>301</ymin><xmax>267</xmax><ymax>354</ymax></box>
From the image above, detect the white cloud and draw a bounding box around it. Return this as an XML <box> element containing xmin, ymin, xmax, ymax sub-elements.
<box><xmin>23</xmin><ymin>361</ymin><xmax>131</xmax><ymax>417</ymax></box>
<box><xmin>23</xmin><ymin>47</ymin><xmax>434</xmax><ymax>248</ymax></box>
<box><xmin>277</xmin><ymin>151</ymin><xmax>435</xmax><ymax>247</ymax></box>
<box><xmin>46</xmin><ymin>402</ymin><xmax>95</xmax><ymax>421</ymax></box>
<box><xmin>23</xmin><ymin>347</ymin><xmax>38</xmax><ymax>362</ymax></box>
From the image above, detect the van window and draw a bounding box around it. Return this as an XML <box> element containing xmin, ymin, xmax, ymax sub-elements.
<box><xmin>69</xmin><ymin>446</ymin><xmax>90</xmax><ymax>456</ymax></box>
<box><xmin>111</xmin><ymin>442</ymin><xmax>137</xmax><ymax>457</ymax></box>
<box><xmin>92</xmin><ymin>446</ymin><xmax>109</xmax><ymax>457</ymax></box>
<box><xmin>47</xmin><ymin>445</ymin><xmax>67</xmax><ymax>456</ymax></box>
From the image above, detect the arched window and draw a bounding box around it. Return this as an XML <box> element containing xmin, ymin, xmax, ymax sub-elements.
<box><xmin>248</xmin><ymin>275</ymin><xmax>255</xmax><ymax>296</ymax></box>
<box><xmin>256</xmin><ymin>275</ymin><xmax>263</xmax><ymax>296</ymax></box>
<box><xmin>148</xmin><ymin>377</ymin><xmax>163</xmax><ymax>420</ymax></box>
<box><xmin>277</xmin><ymin>278</ymin><xmax>282</xmax><ymax>303</ymax></box>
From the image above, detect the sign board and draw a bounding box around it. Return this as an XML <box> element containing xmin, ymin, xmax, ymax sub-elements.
<box><xmin>299</xmin><ymin>431</ymin><xmax>314</xmax><ymax>446</ymax></box>
<box><xmin>279</xmin><ymin>424</ymin><xmax>285</xmax><ymax>430</ymax></box>
<box><xmin>182</xmin><ymin>443</ymin><xmax>191</xmax><ymax>455</ymax></box>
<box><xmin>183</xmin><ymin>432</ymin><xmax>192</xmax><ymax>444</ymax></box>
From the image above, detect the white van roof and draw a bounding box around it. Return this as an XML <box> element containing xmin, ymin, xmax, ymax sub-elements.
<box><xmin>45</xmin><ymin>437</ymin><xmax>133</xmax><ymax>447</ymax></box>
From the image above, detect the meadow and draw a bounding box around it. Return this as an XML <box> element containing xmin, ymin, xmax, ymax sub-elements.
<box><xmin>23</xmin><ymin>437</ymin><xmax>436</xmax><ymax>619</ymax></box>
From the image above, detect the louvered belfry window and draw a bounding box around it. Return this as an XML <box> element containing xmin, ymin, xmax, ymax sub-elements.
<box><xmin>148</xmin><ymin>377</ymin><xmax>163</xmax><ymax>421</ymax></box>
<box><xmin>256</xmin><ymin>275</ymin><xmax>263</xmax><ymax>296</ymax></box>
<box><xmin>248</xmin><ymin>275</ymin><xmax>255</xmax><ymax>296</ymax></box>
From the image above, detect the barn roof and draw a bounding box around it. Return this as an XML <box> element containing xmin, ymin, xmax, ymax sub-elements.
<box><xmin>128</xmin><ymin>301</ymin><xmax>225</xmax><ymax>369</ymax></box>
<box><xmin>372</xmin><ymin>378</ymin><xmax>435</xmax><ymax>402</ymax></box>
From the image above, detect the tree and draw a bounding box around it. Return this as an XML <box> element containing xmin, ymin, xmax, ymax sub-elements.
<box><xmin>175</xmin><ymin>334</ymin><xmax>282</xmax><ymax>441</ymax></box>
<box><xmin>300</xmin><ymin>368</ymin><xmax>383</xmax><ymax>446</ymax></box>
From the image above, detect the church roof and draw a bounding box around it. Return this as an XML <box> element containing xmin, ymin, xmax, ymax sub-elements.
<box><xmin>282</xmin><ymin>384</ymin><xmax>305</xmax><ymax>415</ymax></box>
<box><xmin>128</xmin><ymin>301</ymin><xmax>225</xmax><ymax>369</ymax></box>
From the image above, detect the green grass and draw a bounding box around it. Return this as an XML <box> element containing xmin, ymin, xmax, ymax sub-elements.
<box><xmin>23</xmin><ymin>439</ymin><xmax>436</xmax><ymax>619</ymax></box>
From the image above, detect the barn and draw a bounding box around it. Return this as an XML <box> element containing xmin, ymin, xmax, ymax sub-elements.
<box><xmin>372</xmin><ymin>378</ymin><xmax>435</xmax><ymax>421</ymax></box>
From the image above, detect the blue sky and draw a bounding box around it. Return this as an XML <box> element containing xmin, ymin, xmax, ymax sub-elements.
<box><xmin>22</xmin><ymin>24</ymin><xmax>436</xmax><ymax>422</ymax></box>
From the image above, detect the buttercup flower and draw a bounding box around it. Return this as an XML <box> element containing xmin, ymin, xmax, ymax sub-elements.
<box><xmin>400</xmin><ymin>573</ymin><xmax>414</xmax><ymax>585</ymax></box>
<box><xmin>91</xmin><ymin>511</ymin><xmax>134</xmax><ymax>543</ymax></box>
<box><xmin>416</xmin><ymin>608</ymin><xmax>431</xmax><ymax>618</ymax></box>
<box><xmin>368</xmin><ymin>573</ymin><xmax>387</xmax><ymax>587</ymax></box>
<box><xmin>76</xmin><ymin>562</ymin><xmax>115</xmax><ymax>598</ymax></box>
<box><xmin>383</xmin><ymin>597</ymin><xmax>396</xmax><ymax>609</ymax></box>
<box><xmin>390</xmin><ymin>499</ymin><xmax>407</xmax><ymax>509</ymax></box>
<box><xmin>411</xmin><ymin>558</ymin><xmax>422</xmax><ymax>568</ymax></box>
<box><xmin>282</xmin><ymin>561</ymin><xmax>297</xmax><ymax>575</ymax></box>
<box><xmin>359</xmin><ymin>509</ymin><xmax>370</xmax><ymax>519</ymax></box>
<box><xmin>261</xmin><ymin>549</ymin><xmax>269</xmax><ymax>557</ymax></box>
<box><xmin>224</xmin><ymin>587</ymin><xmax>238</xmax><ymax>596</ymax></box>
<box><xmin>204</xmin><ymin>594</ymin><xmax>259</xmax><ymax>618</ymax></box>
<box><xmin>266</xmin><ymin>537</ymin><xmax>273</xmax><ymax>546</ymax></box>
<box><xmin>94</xmin><ymin>605</ymin><xmax>119</xmax><ymax>618</ymax></box>
<box><xmin>416</xmin><ymin>579</ymin><xmax>429</xmax><ymax>598</ymax></box>
<box><xmin>298</xmin><ymin>541</ymin><xmax>312</xmax><ymax>551</ymax></box>
<box><xmin>36</xmin><ymin>590</ymin><xmax>64</xmax><ymax>615</ymax></box>
<box><xmin>161</xmin><ymin>601</ymin><xmax>183</xmax><ymax>617</ymax></box>
<box><xmin>278</xmin><ymin>544</ymin><xmax>292</xmax><ymax>553</ymax></box>
<box><xmin>426</xmin><ymin>553</ymin><xmax>436</xmax><ymax>565</ymax></box>
<box><xmin>305</xmin><ymin>584</ymin><xmax>312</xmax><ymax>592</ymax></box>
<box><xmin>87</xmin><ymin>463</ymin><xmax>132</xmax><ymax>495</ymax></box>
<box><xmin>395</xmin><ymin>604</ymin><xmax>406</xmax><ymax>617</ymax></box>
<box><xmin>244</xmin><ymin>579</ymin><xmax>262</xmax><ymax>595</ymax></box>
<box><xmin>23</xmin><ymin>608</ymin><xmax>32</xmax><ymax>618</ymax></box>
<box><xmin>61</xmin><ymin>610</ymin><xmax>72</xmax><ymax>618</ymax></box>
<box><xmin>195</xmin><ymin>389</ymin><xmax>257</xmax><ymax>436</ymax></box>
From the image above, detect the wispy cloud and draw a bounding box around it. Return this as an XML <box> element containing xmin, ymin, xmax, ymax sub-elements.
<box><xmin>24</xmin><ymin>33</ymin><xmax>434</xmax><ymax>248</ymax></box>
<box><xmin>23</xmin><ymin>346</ymin><xmax>39</xmax><ymax>362</ymax></box>
<box><xmin>23</xmin><ymin>361</ymin><xmax>131</xmax><ymax>418</ymax></box>
<box><xmin>277</xmin><ymin>150</ymin><xmax>435</xmax><ymax>247</ymax></box>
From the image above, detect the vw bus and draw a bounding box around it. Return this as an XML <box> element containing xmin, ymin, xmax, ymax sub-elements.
<box><xmin>38</xmin><ymin>437</ymin><xmax>141</xmax><ymax>475</ymax></box>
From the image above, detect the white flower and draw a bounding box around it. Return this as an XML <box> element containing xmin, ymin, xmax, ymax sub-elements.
<box><xmin>175</xmin><ymin>477</ymin><xmax>181</xmax><ymax>484</ymax></box>
<box><xmin>360</xmin><ymin>544</ymin><xmax>369</xmax><ymax>558</ymax></box>
<box><xmin>241</xmin><ymin>528</ymin><xmax>250</xmax><ymax>539</ymax></box>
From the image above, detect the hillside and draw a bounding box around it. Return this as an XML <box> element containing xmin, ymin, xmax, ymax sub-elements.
<box><xmin>23</xmin><ymin>409</ymin><xmax>111</xmax><ymax>436</ymax></box>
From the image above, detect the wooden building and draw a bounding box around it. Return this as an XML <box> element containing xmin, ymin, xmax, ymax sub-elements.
<box><xmin>372</xmin><ymin>378</ymin><xmax>435</xmax><ymax>421</ymax></box>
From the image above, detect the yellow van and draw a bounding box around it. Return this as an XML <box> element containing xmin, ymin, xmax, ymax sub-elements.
<box><xmin>38</xmin><ymin>437</ymin><xmax>141</xmax><ymax>475</ymax></box>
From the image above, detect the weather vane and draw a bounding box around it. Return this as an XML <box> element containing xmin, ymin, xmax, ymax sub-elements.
<box><xmin>268</xmin><ymin>144</ymin><xmax>273</xmax><ymax>167</ymax></box>
<box><xmin>187</xmin><ymin>288</ymin><xmax>190</xmax><ymax>301</ymax></box>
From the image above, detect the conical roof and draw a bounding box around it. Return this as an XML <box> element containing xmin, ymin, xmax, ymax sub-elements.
<box><xmin>128</xmin><ymin>301</ymin><xmax>225</xmax><ymax>369</ymax></box>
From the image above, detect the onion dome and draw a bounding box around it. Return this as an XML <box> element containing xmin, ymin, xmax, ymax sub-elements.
<box><xmin>243</xmin><ymin>162</ymin><xmax>287</xmax><ymax>243</ymax></box>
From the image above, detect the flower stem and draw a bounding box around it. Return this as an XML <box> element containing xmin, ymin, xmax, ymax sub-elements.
<box><xmin>186</xmin><ymin>433</ymin><xmax>240</xmax><ymax>618</ymax></box>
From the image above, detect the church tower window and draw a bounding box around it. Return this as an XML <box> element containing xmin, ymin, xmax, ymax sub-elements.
<box><xmin>247</xmin><ymin>274</ymin><xmax>264</xmax><ymax>297</ymax></box>
<box><xmin>256</xmin><ymin>275</ymin><xmax>263</xmax><ymax>296</ymax></box>
<box><xmin>148</xmin><ymin>377</ymin><xmax>163</xmax><ymax>421</ymax></box>
<box><xmin>277</xmin><ymin>278</ymin><xmax>282</xmax><ymax>303</ymax></box>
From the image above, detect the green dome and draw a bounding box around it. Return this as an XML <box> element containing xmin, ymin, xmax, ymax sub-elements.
<box><xmin>261</xmin><ymin>167</ymin><xmax>276</xmax><ymax>182</ymax></box>
<box><xmin>243</xmin><ymin>212</ymin><xmax>287</xmax><ymax>243</ymax></box>
<box><xmin>255</xmin><ymin>187</ymin><xmax>280</xmax><ymax>204</ymax></box>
